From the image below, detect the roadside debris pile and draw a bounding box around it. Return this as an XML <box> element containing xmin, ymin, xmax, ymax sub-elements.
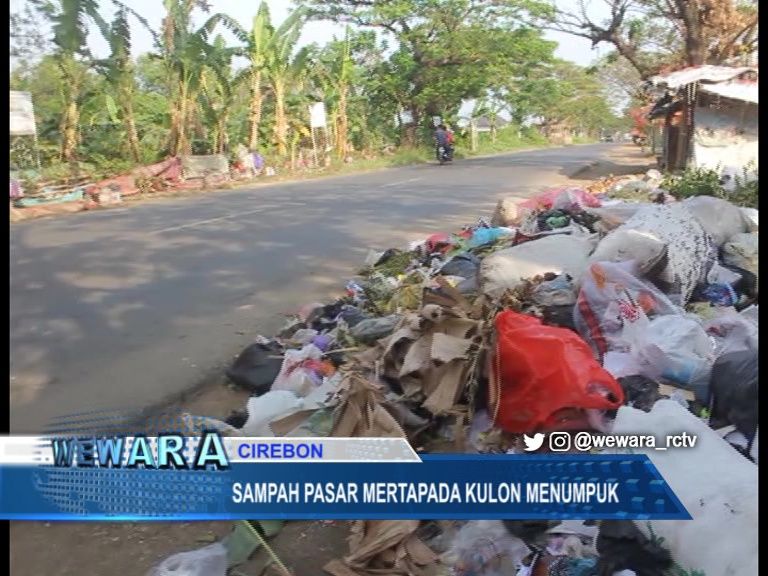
<box><xmin>151</xmin><ymin>169</ymin><xmax>758</xmax><ymax>576</ymax></box>
<box><xmin>9</xmin><ymin>153</ymin><xmax>278</xmax><ymax>221</ymax></box>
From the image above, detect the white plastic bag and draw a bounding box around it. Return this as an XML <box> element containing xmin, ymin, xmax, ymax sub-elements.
<box><xmin>240</xmin><ymin>391</ymin><xmax>304</xmax><ymax>436</ymax></box>
<box><xmin>443</xmin><ymin>520</ymin><xmax>530</xmax><ymax>576</ymax></box>
<box><xmin>480</xmin><ymin>235</ymin><xmax>594</xmax><ymax>298</ymax></box>
<box><xmin>574</xmin><ymin>261</ymin><xmax>682</xmax><ymax>358</ymax></box>
<box><xmin>740</xmin><ymin>207</ymin><xmax>758</xmax><ymax>232</ymax></box>
<box><xmin>628</xmin><ymin>315</ymin><xmax>715</xmax><ymax>402</ymax></box>
<box><xmin>682</xmin><ymin>196</ymin><xmax>747</xmax><ymax>247</ymax></box>
<box><xmin>589</xmin><ymin>204</ymin><xmax>715</xmax><ymax>304</ymax></box>
<box><xmin>147</xmin><ymin>543</ymin><xmax>227</xmax><ymax>576</ymax></box>
<box><xmin>703</xmin><ymin>308</ymin><xmax>758</xmax><ymax>358</ymax></box>
<box><xmin>270</xmin><ymin>344</ymin><xmax>324</xmax><ymax>397</ymax></box>
<box><xmin>611</xmin><ymin>401</ymin><xmax>758</xmax><ymax>576</ymax></box>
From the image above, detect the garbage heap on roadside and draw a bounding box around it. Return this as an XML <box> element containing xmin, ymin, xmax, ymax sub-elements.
<box><xmin>160</xmin><ymin>169</ymin><xmax>759</xmax><ymax>576</ymax></box>
<box><xmin>9</xmin><ymin>147</ymin><xmax>275</xmax><ymax>221</ymax></box>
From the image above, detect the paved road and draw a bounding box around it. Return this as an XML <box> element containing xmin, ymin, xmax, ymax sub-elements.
<box><xmin>10</xmin><ymin>144</ymin><xmax>617</xmax><ymax>432</ymax></box>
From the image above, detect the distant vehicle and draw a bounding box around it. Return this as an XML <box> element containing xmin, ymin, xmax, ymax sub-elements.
<box><xmin>601</xmin><ymin>135</ymin><xmax>614</xmax><ymax>142</ymax></box>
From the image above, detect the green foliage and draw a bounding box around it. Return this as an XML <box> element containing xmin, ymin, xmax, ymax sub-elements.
<box><xmin>11</xmin><ymin>0</ymin><xmax>622</xmax><ymax>183</ymax></box>
<box><xmin>661</xmin><ymin>167</ymin><xmax>723</xmax><ymax>199</ymax></box>
<box><xmin>661</xmin><ymin>166</ymin><xmax>758</xmax><ymax>208</ymax></box>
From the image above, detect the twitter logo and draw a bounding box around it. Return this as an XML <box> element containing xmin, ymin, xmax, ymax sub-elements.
<box><xmin>523</xmin><ymin>433</ymin><xmax>545</xmax><ymax>452</ymax></box>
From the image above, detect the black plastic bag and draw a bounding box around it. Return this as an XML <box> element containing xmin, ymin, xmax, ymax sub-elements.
<box><xmin>225</xmin><ymin>341</ymin><xmax>283</xmax><ymax>395</ymax></box>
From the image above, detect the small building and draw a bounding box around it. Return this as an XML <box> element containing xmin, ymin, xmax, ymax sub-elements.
<box><xmin>647</xmin><ymin>65</ymin><xmax>758</xmax><ymax>174</ymax></box>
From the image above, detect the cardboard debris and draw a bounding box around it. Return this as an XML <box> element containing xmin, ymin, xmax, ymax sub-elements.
<box><xmin>430</xmin><ymin>333</ymin><xmax>473</xmax><ymax>363</ymax></box>
<box><xmin>331</xmin><ymin>376</ymin><xmax>406</xmax><ymax>438</ymax></box>
<box><xmin>323</xmin><ymin>520</ymin><xmax>431</xmax><ymax>576</ymax></box>
<box><xmin>422</xmin><ymin>359</ymin><xmax>469</xmax><ymax>415</ymax></box>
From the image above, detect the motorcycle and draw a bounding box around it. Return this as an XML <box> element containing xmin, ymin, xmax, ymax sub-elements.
<box><xmin>436</xmin><ymin>145</ymin><xmax>453</xmax><ymax>165</ymax></box>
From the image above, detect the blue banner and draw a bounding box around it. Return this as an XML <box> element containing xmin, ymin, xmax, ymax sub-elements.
<box><xmin>0</xmin><ymin>454</ymin><xmax>690</xmax><ymax>521</ymax></box>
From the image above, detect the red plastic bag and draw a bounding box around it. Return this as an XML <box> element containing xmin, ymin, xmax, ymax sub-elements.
<box><xmin>518</xmin><ymin>187</ymin><xmax>602</xmax><ymax>211</ymax></box>
<box><xmin>489</xmin><ymin>310</ymin><xmax>624</xmax><ymax>434</ymax></box>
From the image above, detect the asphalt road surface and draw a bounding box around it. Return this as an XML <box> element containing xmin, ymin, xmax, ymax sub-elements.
<box><xmin>10</xmin><ymin>143</ymin><xmax>617</xmax><ymax>432</ymax></box>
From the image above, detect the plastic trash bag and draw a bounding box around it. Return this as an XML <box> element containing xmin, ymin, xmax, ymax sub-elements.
<box><xmin>240</xmin><ymin>391</ymin><xmax>305</xmax><ymax>436</ymax></box>
<box><xmin>710</xmin><ymin>350</ymin><xmax>758</xmax><ymax>441</ymax></box>
<box><xmin>443</xmin><ymin>520</ymin><xmax>530</xmax><ymax>576</ymax></box>
<box><xmin>270</xmin><ymin>344</ymin><xmax>325</xmax><ymax>397</ymax></box>
<box><xmin>146</xmin><ymin>543</ymin><xmax>227</xmax><ymax>576</ymax></box>
<box><xmin>740</xmin><ymin>207</ymin><xmax>758</xmax><ymax>232</ymax></box>
<box><xmin>703</xmin><ymin>307</ymin><xmax>758</xmax><ymax>358</ymax></box>
<box><xmin>226</xmin><ymin>341</ymin><xmax>283</xmax><ymax>395</ymax></box>
<box><xmin>611</xmin><ymin>400</ymin><xmax>758</xmax><ymax>576</ymax></box>
<box><xmin>589</xmin><ymin>204</ymin><xmax>715</xmax><ymax>304</ymax></box>
<box><xmin>682</xmin><ymin>195</ymin><xmax>747</xmax><ymax>247</ymax></box>
<box><xmin>350</xmin><ymin>315</ymin><xmax>401</xmax><ymax>344</ymax></box>
<box><xmin>490</xmin><ymin>310</ymin><xmax>624</xmax><ymax>434</ymax></box>
<box><xmin>480</xmin><ymin>235</ymin><xmax>595</xmax><ymax>298</ymax></box>
<box><xmin>722</xmin><ymin>232</ymin><xmax>758</xmax><ymax>276</ymax></box>
<box><xmin>466</xmin><ymin>227</ymin><xmax>515</xmax><ymax>248</ymax></box>
<box><xmin>531</xmin><ymin>275</ymin><xmax>577</xmax><ymax>306</ymax></box>
<box><xmin>627</xmin><ymin>315</ymin><xmax>715</xmax><ymax>402</ymax></box>
<box><xmin>440</xmin><ymin>253</ymin><xmax>481</xmax><ymax>278</ymax></box>
<box><xmin>574</xmin><ymin>261</ymin><xmax>682</xmax><ymax>360</ymax></box>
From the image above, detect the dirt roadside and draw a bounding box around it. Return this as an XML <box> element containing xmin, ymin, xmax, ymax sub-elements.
<box><xmin>9</xmin><ymin>145</ymin><xmax>656</xmax><ymax>576</ymax></box>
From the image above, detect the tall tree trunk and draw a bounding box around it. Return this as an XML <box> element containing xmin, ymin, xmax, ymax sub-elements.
<box><xmin>60</xmin><ymin>98</ymin><xmax>80</xmax><ymax>163</ymax></box>
<box><xmin>678</xmin><ymin>0</ymin><xmax>705</xmax><ymax>66</ymax></box>
<box><xmin>273</xmin><ymin>80</ymin><xmax>287</xmax><ymax>157</ymax></box>
<box><xmin>248</xmin><ymin>70</ymin><xmax>263</xmax><ymax>151</ymax></box>
<box><xmin>58</xmin><ymin>60</ymin><xmax>81</xmax><ymax>163</ymax></box>
<box><xmin>121</xmin><ymin>92</ymin><xmax>141</xmax><ymax>164</ymax></box>
<box><xmin>336</xmin><ymin>86</ymin><xmax>349</xmax><ymax>160</ymax></box>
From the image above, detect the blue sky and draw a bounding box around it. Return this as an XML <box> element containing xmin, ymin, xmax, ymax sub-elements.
<box><xmin>10</xmin><ymin>0</ymin><xmax>612</xmax><ymax>67</ymax></box>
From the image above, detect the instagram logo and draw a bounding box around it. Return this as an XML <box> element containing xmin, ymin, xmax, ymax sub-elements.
<box><xmin>549</xmin><ymin>432</ymin><xmax>571</xmax><ymax>452</ymax></box>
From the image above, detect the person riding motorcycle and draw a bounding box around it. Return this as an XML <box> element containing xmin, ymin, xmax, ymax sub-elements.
<box><xmin>434</xmin><ymin>124</ymin><xmax>454</xmax><ymax>162</ymax></box>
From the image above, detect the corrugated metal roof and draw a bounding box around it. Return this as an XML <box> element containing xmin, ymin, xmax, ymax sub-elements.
<box><xmin>650</xmin><ymin>65</ymin><xmax>757</xmax><ymax>89</ymax></box>
<box><xmin>700</xmin><ymin>81</ymin><xmax>759</xmax><ymax>104</ymax></box>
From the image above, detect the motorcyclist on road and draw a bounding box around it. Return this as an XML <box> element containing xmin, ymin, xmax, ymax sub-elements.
<box><xmin>434</xmin><ymin>124</ymin><xmax>453</xmax><ymax>161</ymax></box>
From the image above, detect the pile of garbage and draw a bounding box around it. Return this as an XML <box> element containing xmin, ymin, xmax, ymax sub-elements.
<box><xmin>154</xmin><ymin>169</ymin><xmax>758</xmax><ymax>576</ymax></box>
<box><xmin>9</xmin><ymin>150</ymin><xmax>279</xmax><ymax>221</ymax></box>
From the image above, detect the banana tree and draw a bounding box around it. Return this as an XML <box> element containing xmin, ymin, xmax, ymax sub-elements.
<box><xmin>160</xmin><ymin>0</ymin><xmax>241</xmax><ymax>156</ymax></box>
<box><xmin>92</xmin><ymin>7</ymin><xmax>154</xmax><ymax>163</ymax></box>
<box><xmin>244</xmin><ymin>2</ymin><xmax>274</xmax><ymax>151</ymax></box>
<box><xmin>263</xmin><ymin>9</ymin><xmax>309</xmax><ymax>157</ymax></box>
<box><xmin>198</xmin><ymin>35</ymin><xmax>244</xmax><ymax>154</ymax></box>
<box><xmin>29</xmin><ymin>0</ymin><xmax>108</xmax><ymax>163</ymax></box>
<box><xmin>313</xmin><ymin>27</ymin><xmax>354</xmax><ymax>160</ymax></box>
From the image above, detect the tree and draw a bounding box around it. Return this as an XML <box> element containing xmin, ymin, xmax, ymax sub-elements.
<box><xmin>159</xmin><ymin>0</ymin><xmax>240</xmax><ymax>156</ymax></box>
<box><xmin>92</xmin><ymin>8</ymin><xmax>151</xmax><ymax>163</ymax></box>
<box><xmin>28</xmin><ymin>0</ymin><xmax>110</xmax><ymax>163</ymax></box>
<box><xmin>586</xmin><ymin>52</ymin><xmax>645</xmax><ymax>112</ymax></box>
<box><xmin>298</xmin><ymin>0</ymin><xmax>555</xmax><ymax>142</ymax></box>
<box><xmin>544</xmin><ymin>0</ymin><xmax>758</xmax><ymax>79</ymax></box>
<box><xmin>313</xmin><ymin>27</ymin><xmax>356</xmax><ymax>159</ymax></box>
<box><xmin>243</xmin><ymin>2</ymin><xmax>274</xmax><ymax>151</ymax></box>
<box><xmin>263</xmin><ymin>8</ymin><xmax>310</xmax><ymax>157</ymax></box>
<box><xmin>198</xmin><ymin>34</ymin><xmax>243</xmax><ymax>154</ymax></box>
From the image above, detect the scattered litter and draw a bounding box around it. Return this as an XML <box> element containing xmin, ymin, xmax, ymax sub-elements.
<box><xmin>146</xmin><ymin>543</ymin><xmax>228</xmax><ymax>576</ymax></box>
